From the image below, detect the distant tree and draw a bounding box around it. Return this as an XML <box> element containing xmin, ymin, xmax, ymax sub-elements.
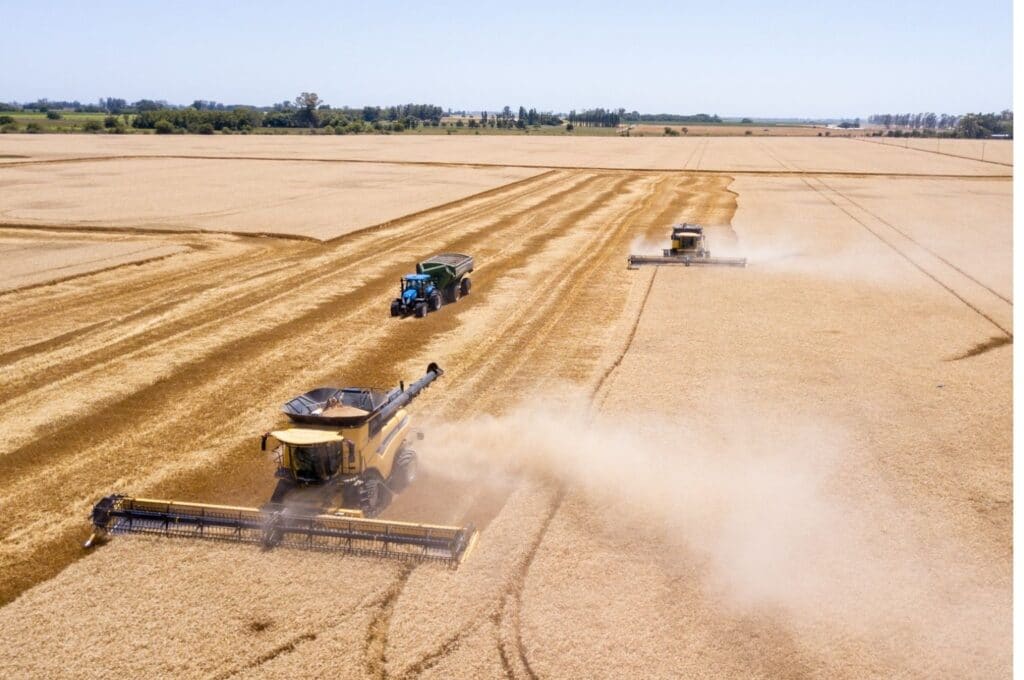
<box><xmin>0</xmin><ymin>115</ymin><xmax>13</xmax><ymax>125</ymax></box>
<box><xmin>681</xmin><ymin>127</ymin><xmax>688</xmax><ymax>135</ymax></box>
<box><xmin>46</xmin><ymin>111</ymin><xmax>62</xmax><ymax>120</ymax></box>
<box><xmin>83</xmin><ymin>119</ymin><xmax>103</xmax><ymax>132</ymax></box>
<box><xmin>26</xmin><ymin>122</ymin><xmax>42</xmax><ymax>133</ymax></box>
<box><xmin>197</xmin><ymin>122</ymin><xmax>215</xmax><ymax>134</ymax></box>
<box><xmin>154</xmin><ymin>119</ymin><xmax>174</xmax><ymax>134</ymax></box>
<box><xmin>133</xmin><ymin>99</ymin><xmax>165</xmax><ymax>112</ymax></box>
<box><xmin>103</xmin><ymin>115</ymin><xmax>120</xmax><ymax>128</ymax></box>
<box><xmin>294</xmin><ymin>92</ymin><xmax>322</xmax><ymax>127</ymax></box>
<box><xmin>565</xmin><ymin>123</ymin><xmax>574</xmax><ymax>132</ymax></box>
<box><xmin>741</xmin><ymin>117</ymin><xmax>752</xmax><ymax>124</ymax></box>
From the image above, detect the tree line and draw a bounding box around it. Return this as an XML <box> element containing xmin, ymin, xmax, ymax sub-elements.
<box><xmin>867</xmin><ymin>110</ymin><xmax>1012</xmax><ymax>138</ymax></box>
<box><xmin>620</xmin><ymin>111</ymin><xmax>722</xmax><ymax>123</ymax></box>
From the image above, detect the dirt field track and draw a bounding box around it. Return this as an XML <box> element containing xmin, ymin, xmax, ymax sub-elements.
<box><xmin>0</xmin><ymin>136</ymin><xmax>1011</xmax><ymax>678</ymax></box>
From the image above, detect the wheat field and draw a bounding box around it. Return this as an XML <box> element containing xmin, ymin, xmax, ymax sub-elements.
<box><xmin>0</xmin><ymin>135</ymin><xmax>1010</xmax><ymax>678</ymax></box>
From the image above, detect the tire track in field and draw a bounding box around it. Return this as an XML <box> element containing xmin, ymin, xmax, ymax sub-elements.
<box><xmin>814</xmin><ymin>177</ymin><xmax>1012</xmax><ymax>305</ymax></box>
<box><xmin>498</xmin><ymin>178</ymin><xmax>729</xmax><ymax>678</ymax></box>
<box><xmin>801</xmin><ymin>177</ymin><xmax>1012</xmax><ymax>338</ymax></box>
<box><xmin>754</xmin><ymin>141</ymin><xmax>1011</xmax><ymax>336</ymax></box>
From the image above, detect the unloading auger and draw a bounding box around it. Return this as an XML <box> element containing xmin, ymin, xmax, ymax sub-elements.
<box><xmin>84</xmin><ymin>363</ymin><xmax>478</xmax><ymax>567</ymax></box>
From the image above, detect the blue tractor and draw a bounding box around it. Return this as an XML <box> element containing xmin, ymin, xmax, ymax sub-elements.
<box><xmin>391</xmin><ymin>253</ymin><xmax>474</xmax><ymax>318</ymax></box>
<box><xmin>392</xmin><ymin>274</ymin><xmax>441</xmax><ymax>318</ymax></box>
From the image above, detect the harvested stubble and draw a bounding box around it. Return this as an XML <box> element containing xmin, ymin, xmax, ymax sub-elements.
<box><xmin>0</xmin><ymin>138</ymin><xmax>1010</xmax><ymax>678</ymax></box>
<box><xmin>0</xmin><ymin>537</ymin><xmax>401</xmax><ymax>678</ymax></box>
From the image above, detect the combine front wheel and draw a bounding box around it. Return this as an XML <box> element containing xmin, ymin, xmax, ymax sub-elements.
<box><xmin>358</xmin><ymin>473</ymin><xmax>392</xmax><ymax>518</ymax></box>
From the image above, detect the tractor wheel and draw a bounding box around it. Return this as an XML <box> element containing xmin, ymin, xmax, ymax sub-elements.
<box><xmin>415</xmin><ymin>302</ymin><xmax>427</xmax><ymax>318</ymax></box>
<box><xmin>390</xmin><ymin>448</ymin><xmax>418</xmax><ymax>492</ymax></box>
<box><xmin>460</xmin><ymin>277</ymin><xmax>471</xmax><ymax>297</ymax></box>
<box><xmin>358</xmin><ymin>473</ymin><xmax>392</xmax><ymax>518</ymax></box>
<box><xmin>390</xmin><ymin>299</ymin><xmax>401</xmax><ymax>317</ymax></box>
<box><xmin>429</xmin><ymin>291</ymin><xmax>443</xmax><ymax>311</ymax></box>
<box><xmin>444</xmin><ymin>282</ymin><xmax>459</xmax><ymax>304</ymax></box>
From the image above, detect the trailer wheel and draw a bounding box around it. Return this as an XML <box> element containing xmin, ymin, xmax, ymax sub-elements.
<box><xmin>444</xmin><ymin>282</ymin><xmax>459</xmax><ymax>304</ymax></box>
<box><xmin>429</xmin><ymin>291</ymin><xmax>443</xmax><ymax>311</ymax></box>
<box><xmin>390</xmin><ymin>299</ymin><xmax>402</xmax><ymax>317</ymax></box>
<box><xmin>415</xmin><ymin>302</ymin><xmax>428</xmax><ymax>318</ymax></box>
<box><xmin>390</xmin><ymin>448</ymin><xmax>418</xmax><ymax>492</ymax></box>
<box><xmin>460</xmin><ymin>277</ymin><xmax>471</xmax><ymax>297</ymax></box>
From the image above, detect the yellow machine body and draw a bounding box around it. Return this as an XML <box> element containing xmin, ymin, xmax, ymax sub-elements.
<box><xmin>267</xmin><ymin>406</ymin><xmax>411</xmax><ymax>484</ymax></box>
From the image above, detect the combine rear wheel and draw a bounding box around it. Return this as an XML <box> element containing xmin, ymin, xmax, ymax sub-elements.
<box><xmin>390</xmin><ymin>448</ymin><xmax>418</xmax><ymax>492</ymax></box>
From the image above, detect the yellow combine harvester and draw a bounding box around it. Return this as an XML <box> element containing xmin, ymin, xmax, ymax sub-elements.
<box><xmin>628</xmin><ymin>223</ymin><xmax>747</xmax><ymax>268</ymax></box>
<box><xmin>85</xmin><ymin>363</ymin><xmax>478</xmax><ymax>566</ymax></box>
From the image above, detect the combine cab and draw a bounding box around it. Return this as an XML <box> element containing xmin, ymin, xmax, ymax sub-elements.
<box><xmin>85</xmin><ymin>363</ymin><xmax>478</xmax><ymax>566</ymax></box>
<box><xmin>392</xmin><ymin>253</ymin><xmax>474</xmax><ymax>318</ymax></box>
<box><xmin>628</xmin><ymin>223</ymin><xmax>746</xmax><ymax>268</ymax></box>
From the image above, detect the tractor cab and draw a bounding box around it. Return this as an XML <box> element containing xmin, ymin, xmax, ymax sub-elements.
<box><xmin>402</xmin><ymin>273</ymin><xmax>432</xmax><ymax>294</ymax></box>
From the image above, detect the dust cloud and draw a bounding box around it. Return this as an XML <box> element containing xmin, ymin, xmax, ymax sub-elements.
<box><xmin>419</xmin><ymin>394</ymin><xmax>1009</xmax><ymax>672</ymax></box>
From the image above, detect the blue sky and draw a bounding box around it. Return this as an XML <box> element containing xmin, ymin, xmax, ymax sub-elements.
<box><xmin>0</xmin><ymin>0</ymin><xmax>1012</xmax><ymax>117</ymax></box>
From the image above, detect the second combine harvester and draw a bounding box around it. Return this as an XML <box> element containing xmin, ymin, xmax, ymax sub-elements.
<box><xmin>628</xmin><ymin>223</ymin><xmax>746</xmax><ymax>268</ymax></box>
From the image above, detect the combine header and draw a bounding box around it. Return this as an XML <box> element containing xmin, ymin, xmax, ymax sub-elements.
<box><xmin>85</xmin><ymin>363</ymin><xmax>478</xmax><ymax>567</ymax></box>
<box><xmin>628</xmin><ymin>223</ymin><xmax>746</xmax><ymax>269</ymax></box>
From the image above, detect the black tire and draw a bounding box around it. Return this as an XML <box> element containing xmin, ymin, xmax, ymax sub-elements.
<box><xmin>443</xmin><ymin>282</ymin><xmax>459</xmax><ymax>304</ymax></box>
<box><xmin>429</xmin><ymin>291</ymin><xmax>442</xmax><ymax>312</ymax></box>
<box><xmin>390</xmin><ymin>448</ymin><xmax>418</xmax><ymax>492</ymax></box>
<box><xmin>390</xmin><ymin>299</ymin><xmax>401</xmax><ymax>317</ymax></box>
<box><xmin>460</xmin><ymin>277</ymin><xmax>471</xmax><ymax>297</ymax></box>
<box><xmin>415</xmin><ymin>302</ymin><xmax>427</xmax><ymax>318</ymax></box>
<box><xmin>358</xmin><ymin>473</ymin><xmax>392</xmax><ymax>518</ymax></box>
